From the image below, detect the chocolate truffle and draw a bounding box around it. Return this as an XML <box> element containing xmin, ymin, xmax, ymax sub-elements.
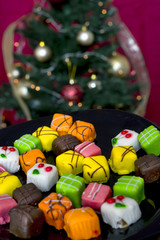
<box><xmin>9</xmin><ymin>204</ymin><xmax>44</xmax><ymax>239</ymax></box>
<box><xmin>135</xmin><ymin>154</ymin><xmax>160</xmax><ymax>183</ymax></box>
<box><xmin>13</xmin><ymin>183</ymin><xmax>42</xmax><ymax>206</ymax></box>
<box><xmin>52</xmin><ymin>134</ymin><xmax>81</xmax><ymax>156</ymax></box>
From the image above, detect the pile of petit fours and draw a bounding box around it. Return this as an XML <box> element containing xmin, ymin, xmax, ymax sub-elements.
<box><xmin>0</xmin><ymin>113</ymin><xmax>160</xmax><ymax>239</ymax></box>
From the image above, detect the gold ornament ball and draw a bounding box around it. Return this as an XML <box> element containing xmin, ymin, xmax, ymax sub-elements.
<box><xmin>76</xmin><ymin>29</ymin><xmax>94</xmax><ymax>46</ymax></box>
<box><xmin>34</xmin><ymin>45</ymin><xmax>52</xmax><ymax>62</ymax></box>
<box><xmin>108</xmin><ymin>52</ymin><xmax>131</xmax><ymax>77</ymax></box>
<box><xmin>14</xmin><ymin>80</ymin><xmax>32</xmax><ymax>99</ymax></box>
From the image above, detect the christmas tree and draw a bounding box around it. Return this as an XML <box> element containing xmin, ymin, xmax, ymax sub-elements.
<box><xmin>0</xmin><ymin>0</ymin><xmax>142</xmax><ymax>120</ymax></box>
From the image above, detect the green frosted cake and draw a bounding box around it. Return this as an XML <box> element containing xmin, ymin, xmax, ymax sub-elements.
<box><xmin>56</xmin><ymin>173</ymin><xmax>85</xmax><ymax>208</ymax></box>
<box><xmin>113</xmin><ymin>176</ymin><xmax>145</xmax><ymax>204</ymax></box>
<box><xmin>14</xmin><ymin>134</ymin><xmax>42</xmax><ymax>155</ymax></box>
<box><xmin>138</xmin><ymin>125</ymin><xmax>160</xmax><ymax>156</ymax></box>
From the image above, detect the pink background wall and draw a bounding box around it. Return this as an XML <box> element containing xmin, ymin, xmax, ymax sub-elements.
<box><xmin>1</xmin><ymin>0</ymin><xmax>160</xmax><ymax>125</ymax></box>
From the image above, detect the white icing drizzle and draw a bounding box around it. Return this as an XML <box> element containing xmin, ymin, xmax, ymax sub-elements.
<box><xmin>80</xmin><ymin>142</ymin><xmax>95</xmax><ymax>154</ymax></box>
<box><xmin>91</xmin><ymin>184</ymin><xmax>102</xmax><ymax>200</ymax></box>
<box><xmin>0</xmin><ymin>195</ymin><xmax>12</xmax><ymax>201</ymax></box>
<box><xmin>51</xmin><ymin>115</ymin><xmax>72</xmax><ymax>129</ymax></box>
<box><xmin>15</xmin><ymin>135</ymin><xmax>36</xmax><ymax>150</ymax></box>
<box><xmin>116</xmin><ymin>176</ymin><xmax>142</xmax><ymax>191</ymax></box>
<box><xmin>59</xmin><ymin>174</ymin><xmax>82</xmax><ymax>191</ymax></box>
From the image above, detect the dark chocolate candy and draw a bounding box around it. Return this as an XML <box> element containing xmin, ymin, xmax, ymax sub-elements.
<box><xmin>13</xmin><ymin>183</ymin><xmax>42</xmax><ymax>206</ymax></box>
<box><xmin>135</xmin><ymin>154</ymin><xmax>160</xmax><ymax>183</ymax></box>
<box><xmin>9</xmin><ymin>204</ymin><xmax>44</xmax><ymax>239</ymax></box>
<box><xmin>52</xmin><ymin>134</ymin><xmax>81</xmax><ymax>156</ymax></box>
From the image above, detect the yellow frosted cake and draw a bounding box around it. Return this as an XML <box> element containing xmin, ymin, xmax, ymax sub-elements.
<box><xmin>32</xmin><ymin>126</ymin><xmax>58</xmax><ymax>152</ymax></box>
<box><xmin>0</xmin><ymin>171</ymin><xmax>22</xmax><ymax>196</ymax></box>
<box><xmin>56</xmin><ymin>150</ymin><xmax>84</xmax><ymax>176</ymax></box>
<box><xmin>109</xmin><ymin>146</ymin><xmax>137</xmax><ymax>175</ymax></box>
<box><xmin>82</xmin><ymin>155</ymin><xmax>110</xmax><ymax>184</ymax></box>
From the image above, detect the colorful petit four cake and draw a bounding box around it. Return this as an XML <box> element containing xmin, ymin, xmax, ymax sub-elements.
<box><xmin>0</xmin><ymin>146</ymin><xmax>20</xmax><ymax>173</ymax></box>
<box><xmin>82</xmin><ymin>182</ymin><xmax>112</xmax><ymax>211</ymax></box>
<box><xmin>19</xmin><ymin>149</ymin><xmax>46</xmax><ymax>174</ymax></box>
<box><xmin>101</xmin><ymin>195</ymin><xmax>141</xmax><ymax>229</ymax></box>
<box><xmin>56</xmin><ymin>150</ymin><xmax>84</xmax><ymax>176</ymax></box>
<box><xmin>56</xmin><ymin>173</ymin><xmax>85</xmax><ymax>208</ymax></box>
<box><xmin>27</xmin><ymin>163</ymin><xmax>58</xmax><ymax>192</ymax></box>
<box><xmin>113</xmin><ymin>176</ymin><xmax>145</xmax><ymax>204</ymax></box>
<box><xmin>0</xmin><ymin>164</ymin><xmax>7</xmax><ymax>173</ymax></box>
<box><xmin>9</xmin><ymin>204</ymin><xmax>44</xmax><ymax>239</ymax></box>
<box><xmin>52</xmin><ymin>134</ymin><xmax>80</xmax><ymax>156</ymax></box>
<box><xmin>32</xmin><ymin>126</ymin><xmax>58</xmax><ymax>152</ymax></box>
<box><xmin>50</xmin><ymin>113</ymin><xmax>73</xmax><ymax>136</ymax></box>
<box><xmin>63</xmin><ymin>207</ymin><xmax>101</xmax><ymax>240</ymax></box>
<box><xmin>0</xmin><ymin>194</ymin><xmax>17</xmax><ymax>225</ymax></box>
<box><xmin>68</xmin><ymin>120</ymin><xmax>96</xmax><ymax>142</ymax></box>
<box><xmin>108</xmin><ymin>146</ymin><xmax>137</xmax><ymax>175</ymax></box>
<box><xmin>75</xmin><ymin>141</ymin><xmax>102</xmax><ymax>157</ymax></box>
<box><xmin>39</xmin><ymin>193</ymin><xmax>73</xmax><ymax>230</ymax></box>
<box><xmin>14</xmin><ymin>134</ymin><xmax>42</xmax><ymax>155</ymax></box>
<box><xmin>112</xmin><ymin>129</ymin><xmax>141</xmax><ymax>152</ymax></box>
<box><xmin>82</xmin><ymin>155</ymin><xmax>110</xmax><ymax>184</ymax></box>
<box><xmin>0</xmin><ymin>171</ymin><xmax>22</xmax><ymax>196</ymax></box>
<box><xmin>135</xmin><ymin>154</ymin><xmax>160</xmax><ymax>183</ymax></box>
<box><xmin>13</xmin><ymin>183</ymin><xmax>42</xmax><ymax>206</ymax></box>
<box><xmin>138</xmin><ymin>125</ymin><xmax>160</xmax><ymax>156</ymax></box>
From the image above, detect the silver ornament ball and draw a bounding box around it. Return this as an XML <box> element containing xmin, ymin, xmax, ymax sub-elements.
<box><xmin>88</xmin><ymin>79</ymin><xmax>102</xmax><ymax>90</ymax></box>
<box><xmin>11</xmin><ymin>66</ymin><xmax>25</xmax><ymax>79</ymax></box>
<box><xmin>77</xmin><ymin>29</ymin><xmax>94</xmax><ymax>46</ymax></box>
<box><xmin>34</xmin><ymin>45</ymin><xmax>52</xmax><ymax>62</ymax></box>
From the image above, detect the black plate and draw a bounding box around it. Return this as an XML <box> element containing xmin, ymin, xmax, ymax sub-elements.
<box><xmin>0</xmin><ymin>109</ymin><xmax>160</xmax><ymax>240</ymax></box>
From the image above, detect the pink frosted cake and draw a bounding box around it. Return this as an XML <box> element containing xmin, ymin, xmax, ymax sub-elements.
<box><xmin>0</xmin><ymin>194</ymin><xmax>17</xmax><ymax>225</ymax></box>
<box><xmin>82</xmin><ymin>182</ymin><xmax>112</xmax><ymax>211</ymax></box>
<box><xmin>0</xmin><ymin>164</ymin><xmax>6</xmax><ymax>173</ymax></box>
<box><xmin>75</xmin><ymin>141</ymin><xmax>102</xmax><ymax>157</ymax></box>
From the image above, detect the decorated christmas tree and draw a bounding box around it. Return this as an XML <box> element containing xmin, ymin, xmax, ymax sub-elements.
<box><xmin>1</xmin><ymin>0</ymin><xmax>150</xmax><ymax>121</ymax></box>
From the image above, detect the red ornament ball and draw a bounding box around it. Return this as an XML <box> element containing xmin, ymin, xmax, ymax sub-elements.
<box><xmin>61</xmin><ymin>84</ymin><xmax>83</xmax><ymax>103</ymax></box>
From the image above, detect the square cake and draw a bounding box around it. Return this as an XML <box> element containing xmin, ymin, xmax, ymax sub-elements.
<box><xmin>75</xmin><ymin>141</ymin><xmax>102</xmax><ymax>157</ymax></box>
<box><xmin>56</xmin><ymin>173</ymin><xmax>85</xmax><ymax>208</ymax></box>
<box><xmin>135</xmin><ymin>154</ymin><xmax>160</xmax><ymax>183</ymax></box>
<box><xmin>9</xmin><ymin>204</ymin><xmax>44</xmax><ymax>239</ymax></box>
<box><xmin>27</xmin><ymin>163</ymin><xmax>58</xmax><ymax>192</ymax></box>
<box><xmin>68</xmin><ymin>120</ymin><xmax>96</xmax><ymax>142</ymax></box>
<box><xmin>50</xmin><ymin>113</ymin><xmax>73</xmax><ymax>136</ymax></box>
<box><xmin>52</xmin><ymin>134</ymin><xmax>81</xmax><ymax>156</ymax></box>
<box><xmin>101</xmin><ymin>195</ymin><xmax>141</xmax><ymax>229</ymax></box>
<box><xmin>38</xmin><ymin>192</ymin><xmax>73</xmax><ymax>230</ymax></box>
<box><xmin>111</xmin><ymin>129</ymin><xmax>140</xmax><ymax>152</ymax></box>
<box><xmin>0</xmin><ymin>146</ymin><xmax>20</xmax><ymax>173</ymax></box>
<box><xmin>113</xmin><ymin>176</ymin><xmax>145</xmax><ymax>204</ymax></box>
<box><xmin>19</xmin><ymin>149</ymin><xmax>46</xmax><ymax>174</ymax></box>
<box><xmin>0</xmin><ymin>171</ymin><xmax>22</xmax><ymax>196</ymax></box>
<box><xmin>108</xmin><ymin>146</ymin><xmax>137</xmax><ymax>175</ymax></box>
<box><xmin>13</xmin><ymin>183</ymin><xmax>42</xmax><ymax>206</ymax></box>
<box><xmin>82</xmin><ymin>182</ymin><xmax>112</xmax><ymax>211</ymax></box>
<box><xmin>63</xmin><ymin>207</ymin><xmax>101</xmax><ymax>239</ymax></box>
<box><xmin>14</xmin><ymin>134</ymin><xmax>42</xmax><ymax>155</ymax></box>
<box><xmin>32</xmin><ymin>126</ymin><xmax>58</xmax><ymax>152</ymax></box>
<box><xmin>82</xmin><ymin>155</ymin><xmax>110</xmax><ymax>184</ymax></box>
<box><xmin>56</xmin><ymin>150</ymin><xmax>84</xmax><ymax>176</ymax></box>
<box><xmin>0</xmin><ymin>194</ymin><xmax>17</xmax><ymax>225</ymax></box>
<box><xmin>138</xmin><ymin>125</ymin><xmax>160</xmax><ymax>155</ymax></box>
